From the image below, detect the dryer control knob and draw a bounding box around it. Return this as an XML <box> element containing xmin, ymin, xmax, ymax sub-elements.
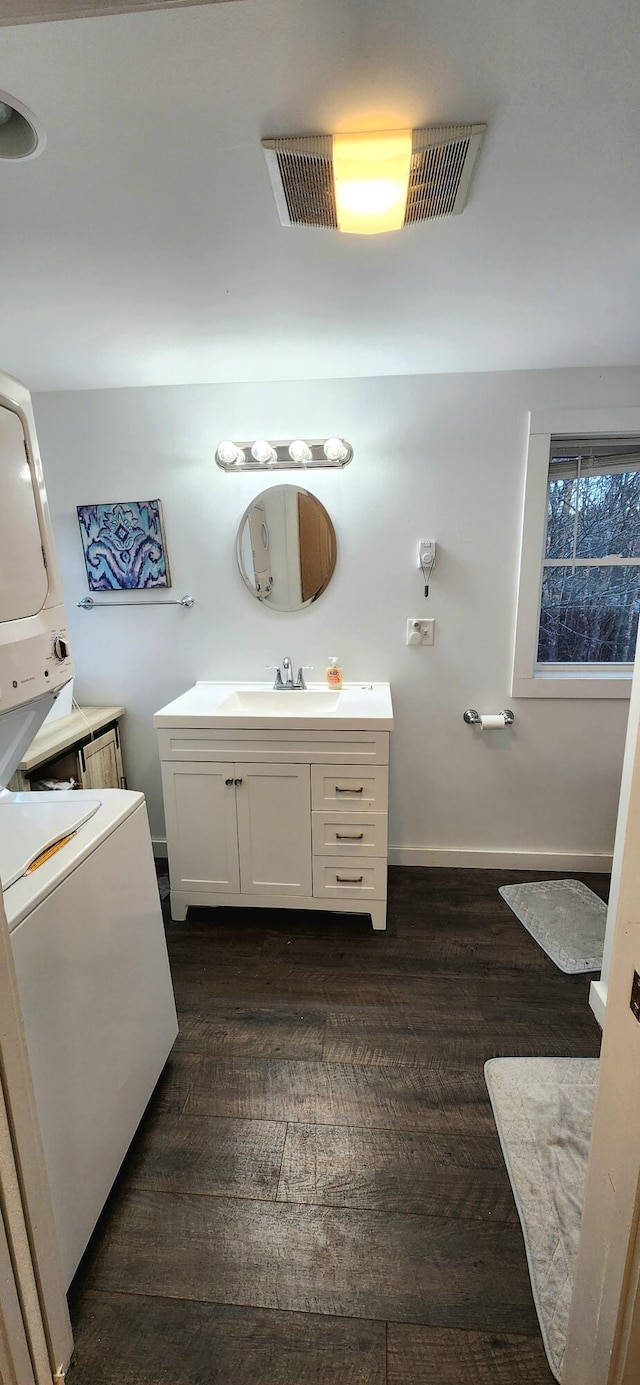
<box><xmin>52</xmin><ymin>635</ymin><xmax>69</xmax><ymax>662</ymax></box>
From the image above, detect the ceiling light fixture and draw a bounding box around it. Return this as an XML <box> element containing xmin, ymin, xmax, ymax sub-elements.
<box><xmin>333</xmin><ymin>129</ymin><xmax>412</xmax><ymax>235</ymax></box>
<box><xmin>215</xmin><ymin>439</ymin><xmax>353</xmax><ymax>472</ymax></box>
<box><xmin>0</xmin><ymin>90</ymin><xmax>45</xmax><ymax>161</ymax></box>
<box><xmin>262</xmin><ymin>123</ymin><xmax>486</xmax><ymax>234</ymax></box>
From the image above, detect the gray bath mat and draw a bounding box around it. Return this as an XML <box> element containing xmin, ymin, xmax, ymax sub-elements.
<box><xmin>485</xmin><ymin>1057</ymin><xmax>598</xmax><ymax>1383</ymax></box>
<box><xmin>499</xmin><ymin>879</ymin><xmax>606</xmax><ymax>973</ymax></box>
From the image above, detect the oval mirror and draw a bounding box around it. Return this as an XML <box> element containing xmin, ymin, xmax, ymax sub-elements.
<box><xmin>237</xmin><ymin>484</ymin><xmax>337</xmax><ymax>611</ymax></box>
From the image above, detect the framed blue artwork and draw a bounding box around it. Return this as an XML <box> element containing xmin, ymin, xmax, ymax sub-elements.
<box><xmin>77</xmin><ymin>500</ymin><xmax>171</xmax><ymax>591</ymax></box>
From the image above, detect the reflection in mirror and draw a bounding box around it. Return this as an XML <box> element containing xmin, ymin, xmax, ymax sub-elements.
<box><xmin>237</xmin><ymin>484</ymin><xmax>337</xmax><ymax>611</ymax></box>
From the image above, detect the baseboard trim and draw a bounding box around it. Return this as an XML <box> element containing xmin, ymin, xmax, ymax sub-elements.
<box><xmin>154</xmin><ymin>835</ymin><xmax>612</xmax><ymax>873</ymax></box>
<box><xmin>388</xmin><ymin>846</ymin><xmax>613</xmax><ymax>872</ymax></box>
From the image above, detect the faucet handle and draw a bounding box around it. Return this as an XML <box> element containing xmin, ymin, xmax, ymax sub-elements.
<box><xmin>296</xmin><ymin>665</ymin><xmax>314</xmax><ymax>689</ymax></box>
<box><xmin>266</xmin><ymin>665</ymin><xmax>285</xmax><ymax>688</ymax></box>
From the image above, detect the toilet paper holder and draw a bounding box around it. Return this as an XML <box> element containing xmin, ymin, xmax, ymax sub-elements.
<box><xmin>463</xmin><ymin>708</ymin><xmax>514</xmax><ymax>726</ymax></box>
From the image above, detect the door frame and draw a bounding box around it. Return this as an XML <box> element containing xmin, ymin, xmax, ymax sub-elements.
<box><xmin>563</xmin><ymin>648</ymin><xmax>640</xmax><ymax>1382</ymax></box>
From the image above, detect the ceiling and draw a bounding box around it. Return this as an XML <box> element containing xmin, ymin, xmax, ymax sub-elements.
<box><xmin>1</xmin><ymin>0</ymin><xmax>639</xmax><ymax>392</ymax></box>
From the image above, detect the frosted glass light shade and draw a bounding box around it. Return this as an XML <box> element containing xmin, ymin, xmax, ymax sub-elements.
<box><xmin>288</xmin><ymin>439</ymin><xmax>312</xmax><ymax>463</ymax></box>
<box><xmin>217</xmin><ymin>440</ymin><xmax>240</xmax><ymax>465</ymax></box>
<box><xmin>251</xmin><ymin>439</ymin><xmax>276</xmax><ymax>464</ymax></box>
<box><xmin>323</xmin><ymin>437</ymin><xmax>348</xmax><ymax>462</ymax></box>
<box><xmin>333</xmin><ymin>130</ymin><xmax>412</xmax><ymax>235</ymax></box>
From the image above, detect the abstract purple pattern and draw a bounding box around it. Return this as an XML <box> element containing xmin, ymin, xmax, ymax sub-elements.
<box><xmin>77</xmin><ymin>500</ymin><xmax>170</xmax><ymax>591</ymax></box>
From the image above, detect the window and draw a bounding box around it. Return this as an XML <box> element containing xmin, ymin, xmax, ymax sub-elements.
<box><xmin>512</xmin><ymin>409</ymin><xmax>640</xmax><ymax>698</ymax></box>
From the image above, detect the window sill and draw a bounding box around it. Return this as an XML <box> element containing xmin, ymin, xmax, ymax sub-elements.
<box><xmin>512</xmin><ymin>671</ymin><xmax>632</xmax><ymax>699</ymax></box>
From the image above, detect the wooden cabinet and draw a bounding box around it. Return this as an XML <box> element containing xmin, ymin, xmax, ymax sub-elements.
<box><xmin>78</xmin><ymin>726</ymin><xmax>124</xmax><ymax>789</ymax></box>
<box><xmin>9</xmin><ymin>707</ymin><xmax>126</xmax><ymax>793</ymax></box>
<box><xmin>159</xmin><ymin>728</ymin><xmax>389</xmax><ymax>931</ymax></box>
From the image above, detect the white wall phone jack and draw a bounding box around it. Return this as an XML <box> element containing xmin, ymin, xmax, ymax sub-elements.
<box><xmin>417</xmin><ymin>539</ymin><xmax>437</xmax><ymax>596</ymax></box>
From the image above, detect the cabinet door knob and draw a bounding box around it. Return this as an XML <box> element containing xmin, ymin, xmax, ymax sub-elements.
<box><xmin>225</xmin><ymin>778</ymin><xmax>233</xmax><ymax>786</ymax></box>
<box><xmin>234</xmin><ymin>778</ymin><xmax>243</xmax><ymax>786</ymax></box>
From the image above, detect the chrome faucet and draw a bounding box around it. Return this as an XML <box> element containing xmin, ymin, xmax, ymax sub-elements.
<box><xmin>271</xmin><ymin>656</ymin><xmax>312</xmax><ymax>690</ymax></box>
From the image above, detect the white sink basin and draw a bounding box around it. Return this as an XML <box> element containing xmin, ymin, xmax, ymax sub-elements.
<box><xmin>155</xmin><ymin>682</ymin><xmax>393</xmax><ymax>731</ymax></box>
<box><xmin>217</xmin><ymin>689</ymin><xmax>342</xmax><ymax>716</ymax></box>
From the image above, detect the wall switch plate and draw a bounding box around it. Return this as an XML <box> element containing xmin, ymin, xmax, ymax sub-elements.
<box><xmin>406</xmin><ymin>617</ymin><xmax>435</xmax><ymax>646</ymax></box>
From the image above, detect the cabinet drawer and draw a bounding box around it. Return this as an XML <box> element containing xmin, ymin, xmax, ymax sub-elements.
<box><xmin>313</xmin><ymin>855</ymin><xmax>387</xmax><ymax>901</ymax></box>
<box><xmin>311</xmin><ymin>765</ymin><xmax>388</xmax><ymax>812</ymax></box>
<box><xmin>312</xmin><ymin>811</ymin><xmax>388</xmax><ymax>857</ymax></box>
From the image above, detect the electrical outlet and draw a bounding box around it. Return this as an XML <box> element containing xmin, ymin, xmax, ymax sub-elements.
<box><xmin>406</xmin><ymin>618</ymin><xmax>435</xmax><ymax>646</ymax></box>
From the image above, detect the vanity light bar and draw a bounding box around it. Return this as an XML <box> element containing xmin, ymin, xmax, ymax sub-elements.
<box><xmin>215</xmin><ymin>438</ymin><xmax>353</xmax><ymax>471</ymax></box>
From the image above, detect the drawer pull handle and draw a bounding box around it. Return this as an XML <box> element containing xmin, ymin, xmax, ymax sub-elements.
<box><xmin>336</xmin><ymin>832</ymin><xmax>364</xmax><ymax>841</ymax></box>
<box><xmin>336</xmin><ymin>874</ymin><xmax>364</xmax><ymax>884</ymax></box>
<box><xmin>225</xmin><ymin>778</ymin><xmax>234</xmax><ymax>786</ymax></box>
<box><xmin>335</xmin><ymin>785</ymin><xmax>364</xmax><ymax>794</ymax></box>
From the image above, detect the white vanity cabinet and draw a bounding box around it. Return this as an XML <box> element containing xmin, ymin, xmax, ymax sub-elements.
<box><xmin>161</xmin><ymin>760</ymin><xmax>312</xmax><ymax>899</ymax></box>
<box><xmin>155</xmin><ymin>684</ymin><xmax>393</xmax><ymax>932</ymax></box>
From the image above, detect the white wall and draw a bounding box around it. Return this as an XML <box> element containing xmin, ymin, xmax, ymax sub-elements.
<box><xmin>33</xmin><ymin>366</ymin><xmax>636</xmax><ymax>865</ymax></box>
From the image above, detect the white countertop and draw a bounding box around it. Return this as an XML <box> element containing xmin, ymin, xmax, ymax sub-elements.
<box><xmin>154</xmin><ymin>681</ymin><xmax>393</xmax><ymax>731</ymax></box>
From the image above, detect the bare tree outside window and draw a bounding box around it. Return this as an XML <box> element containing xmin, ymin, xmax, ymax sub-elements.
<box><xmin>537</xmin><ymin>441</ymin><xmax>640</xmax><ymax>665</ymax></box>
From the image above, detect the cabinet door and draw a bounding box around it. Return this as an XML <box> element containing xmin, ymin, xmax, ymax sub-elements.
<box><xmin>235</xmin><ymin>763</ymin><xmax>312</xmax><ymax>896</ymax></box>
<box><xmin>162</xmin><ymin>761</ymin><xmax>240</xmax><ymax>894</ymax></box>
<box><xmin>79</xmin><ymin>727</ymin><xmax>124</xmax><ymax>789</ymax></box>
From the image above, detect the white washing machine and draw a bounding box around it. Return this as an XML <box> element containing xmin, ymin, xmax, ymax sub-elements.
<box><xmin>0</xmin><ymin>369</ymin><xmax>178</xmax><ymax>1292</ymax></box>
<box><xmin>1</xmin><ymin>788</ymin><xmax>178</xmax><ymax>1288</ymax></box>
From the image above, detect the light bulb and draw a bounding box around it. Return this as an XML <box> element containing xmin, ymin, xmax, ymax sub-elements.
<box><xmin>288</xmin><ymin>439</ymin><xmax>312</xmax><ymax>464</ymax></box>
<box><xmin>217</xmin><ymin>440</ymin><xmax>240</xmax><ymax>466</ymax></box>
<box><xmin>251</xmin><ymin>439</ymin><xmax>276</xmax><ymax>464</ymax></box>
<box><xmin>0</xmin><ymin>102</ymin><xmax>13</xmax><ymax>126</ymax></box>
<box><xmin>323</xmin><ymin>437</ymin><xmax>348</xmax><ymax>462</ymax></box>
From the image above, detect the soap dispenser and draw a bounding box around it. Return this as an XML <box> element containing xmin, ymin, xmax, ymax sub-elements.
<box><xmin>326</xmin><ymin>656</ymin><xmax>343</xmax><ymax>689</ymax></box>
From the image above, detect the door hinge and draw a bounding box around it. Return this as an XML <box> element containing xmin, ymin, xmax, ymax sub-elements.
<box><xmin>630</xmin><ymin>970</ymin><xmax>640</xmax><ymax>1022</ymax></box>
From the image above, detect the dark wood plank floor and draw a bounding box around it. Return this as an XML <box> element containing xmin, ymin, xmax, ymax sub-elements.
<box><xmin>68</xmin><ymin>865</ymin><xmax>605</xmax><ymax>1384</ymax></box>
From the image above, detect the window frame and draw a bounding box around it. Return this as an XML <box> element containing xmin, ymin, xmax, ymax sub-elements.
<box><xmin>512</xmin><ymin>408</ymin><xmax>640</xmax><ymax>699</ymax></box>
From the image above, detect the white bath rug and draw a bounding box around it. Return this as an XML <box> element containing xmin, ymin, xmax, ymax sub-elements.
<box><xmin>499</xmin><ymin>879</ymin><xmax>606</xmax><ymax>973</ymax></box>
<box><xmin>485</xmin><ymin>1056</ymin><xmax>599</xmax><ymax>1383</ymax></box>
